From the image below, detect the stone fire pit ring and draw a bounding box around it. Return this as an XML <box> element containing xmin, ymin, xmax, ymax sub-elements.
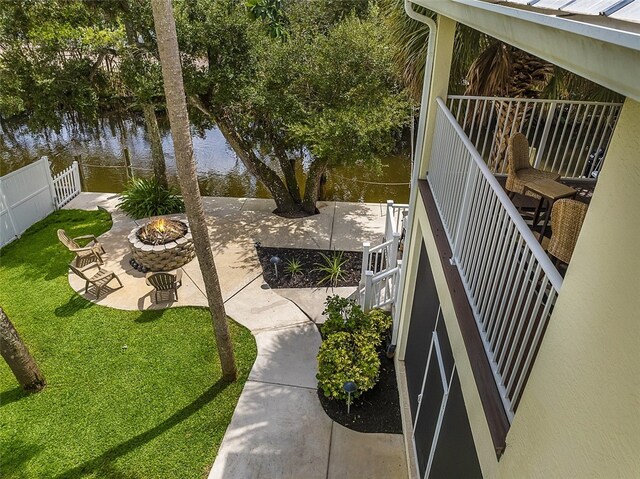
<box><xmin>128</xmin><ymin>218</ymin><xmax>195</xmax><ymax>272</ymax></box>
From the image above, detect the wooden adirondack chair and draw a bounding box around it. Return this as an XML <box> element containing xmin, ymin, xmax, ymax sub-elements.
<box><xmin>57</xmin><ymin>229</ymin><xmax>105</xmax><ymax>267</ymax></box>
<box><xmin>146</xmin><ymin>270</ymin><xmax>183</xmax><ymax>303</ymax></box>
<box><xmin>68</xmin><ymin>263</ymin><xmax>123</xmax><ymax>299</ymax></box>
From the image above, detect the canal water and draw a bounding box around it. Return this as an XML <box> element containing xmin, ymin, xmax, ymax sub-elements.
<box><xmin>0</xmin><ymin>114</ymin><xmax>411</xmax><ymax>203</ymax></box>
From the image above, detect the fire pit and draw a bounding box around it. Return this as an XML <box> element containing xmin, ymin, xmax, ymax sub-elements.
<box><xmin>128</xmin><ymin>218</ymin><xmax>195</xmax><ymax>272</ymax></box>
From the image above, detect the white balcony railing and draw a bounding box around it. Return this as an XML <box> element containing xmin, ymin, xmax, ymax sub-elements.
<box><xmin>447</xmin><ymin>95</ymin><xmax>622</xmax><ymax>180</ymax></box>
<box><xmin>428</xmin><ymin>98</ymin><xmax>564</xmax><ymax>422</ymax></box>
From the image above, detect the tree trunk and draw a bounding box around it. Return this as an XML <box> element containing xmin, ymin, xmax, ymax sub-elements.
<box><xmin>142</xmin><ymin>103</ymin><xmax>168</xmax><ymax>188</ymax></box>
<box><xmin>302</xmin><ymin>158</ymin><xmax>329</xmax><ymax>215</ymax></box>
<box><xmin>0</xmin><ymin>308</ymin><xmax>46</xmax><ymax>392</ymax></box>
<box><xmin>151</xmin><ymin>0</ymin><xmax>237</xmax><ymax>381</ymax></box>
<box><xmin>187</xmin><ymin>96</ymin><xmax>307</xmax><ymax>216</ymax></box>
<box><xmin>272</xmin><ymin>140</ymin><xmax>302</xmax><ymax>204</ymax></box>
<box><xmin>489</xmin><ymin>100</ymin><xmax>530</xmax><ymax>172</ymax></box>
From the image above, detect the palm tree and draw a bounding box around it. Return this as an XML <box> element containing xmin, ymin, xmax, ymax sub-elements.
<box><xmin>0</xmin><ymin>307</ymin><xmax>46</xmax><ymax>392</ymax></box>
<box><xmin>384</xmin><ymin>0</ymin><xmax>624</xmax><ymax>171</ymax></box>
<box><xmin>150</xmin><ymin>0</ymin><xmax>237</xmax><ymax>381</ymax></box>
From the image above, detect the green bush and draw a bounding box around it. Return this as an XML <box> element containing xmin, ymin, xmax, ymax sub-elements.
<box><xmin>117</xmin><ymin>178</ymin><xmax>185</xmax><ymax>219</ymax></box>
<box><xmin>316</xmin><ymin>331</ymin><xmax>380</xmax><ymax>401</ymax></box>
<box><xmin>320</xmin><ymin>296</ymin><xmax>392</xmax><ymax>346</ymax></box>
<box><xmin>320</xmin><ymin>295</ymin><xmax>367</xmax><ymax>338</ymax></box>
<box><xmin>366</xmin><ymin>309</ymin><xmax>393</xmax><ymax>339</ymax></box>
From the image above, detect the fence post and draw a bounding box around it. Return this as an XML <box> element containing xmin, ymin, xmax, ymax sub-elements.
<box><xmin>123</xmin><ymin>147</ymin><xmax>134</xmax><ymax>180</ymax></box>
<box><xmin>390</xmin><ymin>232</ymin><xmax>400</xmax><ymax>268</ymax></box>
<box><xmin>534</xmin><ymin>103</ymin><xmax>556</xmax><ymax>169</ymax></box>
<box><xmin>385</xmin><ymin>200</ymin><xmax>394</xmax><ymax>242</ymax></box>
<box><xmin>44</xmin><ymin>157</ymin><xmax>58</xmax><ymax>209</ymax></box>
<box><xmin>0</xmin><ymin>179</ymin><xmax>19</xmax><ymax>244</ymax></box>
<box><xmin>361</xmin><ymin>242</ymin><xmax>370</xmax><ymax>284</ymax></box>
<box><xmin>363</xmin><ymin>271</ymin><xmax>374</xmax><ymax>313</ymax></box>
<box><xmin>74</xmin><ymin>156</ymin><xmax>86</xmax><ymax>191</ymax></box>
<box><xmin>72</xmin><ymin>161</ymin><xmax>82</xmax><ymax>194</ymax></box>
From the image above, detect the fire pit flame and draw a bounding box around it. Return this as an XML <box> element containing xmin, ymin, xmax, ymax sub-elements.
<box><xmin>138</xmin><ymin>218</ymin><xmax>187</xmax><ymax>245</ymax></box>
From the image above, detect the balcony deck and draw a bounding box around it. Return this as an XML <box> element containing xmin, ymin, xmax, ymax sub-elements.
<box><xmin>422</xmin><ymin>96</ymin><xmax>619</xmax><ymax>436</ymax></box>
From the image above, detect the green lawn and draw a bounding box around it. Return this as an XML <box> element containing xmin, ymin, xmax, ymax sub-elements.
<box><xmin>0</xmin><ymin>210</ymin><xmax>257</xmax><ymax>478</ymax></box>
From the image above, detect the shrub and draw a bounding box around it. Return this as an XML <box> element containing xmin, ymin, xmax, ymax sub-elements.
<box><xmin>314</xmin><ymin>250</ymin><xmax>347</xmax><ymax>287</ymax></box>
<box><xmin>366</xmin><ymin>309</ymin><xmax>393</xmax><ymax>339</ymax></box>
<box><xmin>320</xmin><ymin>295</ymin><xmax>367</xmax><ymax>338</ymax></box>
<box><xmin>316</xmin><ymin>331</ymin><xmax>380</xmax><ymax>401</ymax></box>
<box><xmin>117</xmin><ymin>178</ymin><xmax>185</xmax><ymax>219</ymax></box>
<box><xmin>320</xmin><ymin>296</ymin><xmax>392</xmax><ymax>346</ymax></box>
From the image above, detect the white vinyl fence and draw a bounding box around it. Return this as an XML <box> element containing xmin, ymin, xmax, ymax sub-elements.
<box><xmin>0</xmin><ymin>158</ymin><xmax>81</xmax><ymax>247</ymax></box>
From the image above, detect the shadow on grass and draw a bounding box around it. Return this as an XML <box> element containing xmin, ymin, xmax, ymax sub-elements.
<box><xmin>54</xmin><ymin>294</ymin><xmax>94</xmax><ymax>317</ymax></box>
<box><xmin>55</xmin><ymin>379</ymin><xmax>231</xmax><ymax>479</ymax></box>
<box><xmin>0</xmin><ymin>386</ymin><xmax>29</xmax><ymax>408</ymax></box>
<box><xmin>1</xmin><ymin>439</ymin><xmax>44</xmax><ymax>477</ymax></box>
<box><xmin>135</xmin><ymin>309</ymin><xmax>166</xmax><ymax>323</ymax></box>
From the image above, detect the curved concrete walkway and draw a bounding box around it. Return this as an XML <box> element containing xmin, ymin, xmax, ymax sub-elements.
<box><xmin>63</xmin><ymin>193</ymin><xmax>407</xmax><ymax>479</ymax></box>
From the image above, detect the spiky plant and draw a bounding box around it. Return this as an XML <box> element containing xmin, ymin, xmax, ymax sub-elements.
<box><xmin>117</xmin><ymin>178</ymin><xmax>185</xmax><ymax>219</ymax></box>
<box><xmin>314</xmin><ymin>251</ymin><xmax>347</xmax><ymax>287</ymax></box>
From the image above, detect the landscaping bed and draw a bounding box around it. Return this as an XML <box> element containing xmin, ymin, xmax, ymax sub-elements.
<box><xmin>256</xmin><ymin>246</ymin><xmax>362</xmax><ymax>288</ymax></box>
<box><xmin>0</xmin><ymin>210</ymin><xmax>257</xmax><ymax>479</ymax></box>
<box><xmin>314</xmin><ymin>297</ymin><xmax>402</xmax><ymax>434</ymax></box>
<box><xmin>318</xmin><ymin>350</ymin><xmax>402</xmax><ymax>434</ymax></box>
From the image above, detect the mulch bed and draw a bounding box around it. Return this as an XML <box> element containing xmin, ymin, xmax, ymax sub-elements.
<box><xmin>317</xmin><ymin>349</ymin><xmax>403</xmax><ymax>434</ymax></box>
<box><xmin>256</xmin><ymin>246</ymin><xmax>362</xmax><ymax>289</ymax></box>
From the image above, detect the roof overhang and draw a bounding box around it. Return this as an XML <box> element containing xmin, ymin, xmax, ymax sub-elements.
<box><xmin>409</xmin><ymin>0</ymin><xmax>640</xmax><ymax>101</ymax></box>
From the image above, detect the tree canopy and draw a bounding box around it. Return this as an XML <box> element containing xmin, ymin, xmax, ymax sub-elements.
<box><xmin>0</xmin><ymin>0</ymin><xmax>410</xmax><ymax>215</ymax></box>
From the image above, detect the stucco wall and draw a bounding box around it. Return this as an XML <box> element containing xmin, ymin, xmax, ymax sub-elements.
<box><xmin>496</xmin><ymin>98</ymin><xmax>640</xmax><ymax>478</ymax></box>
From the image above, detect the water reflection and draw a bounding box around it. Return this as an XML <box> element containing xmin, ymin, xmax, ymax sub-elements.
<box><xmin>0</xmin><ymin>114</ymin><xmax>410</xmax><ymax>203</ymax></box>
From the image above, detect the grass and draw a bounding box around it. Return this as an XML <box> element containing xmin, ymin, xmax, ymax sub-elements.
<box><xmin>0</xmin><ymin>210</ymin><xmax>257</xmax><ymax>479</ymax></box>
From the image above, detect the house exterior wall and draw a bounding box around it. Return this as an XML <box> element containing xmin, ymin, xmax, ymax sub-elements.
<box><xmin>495</xmin><ymin>97</ymin><xmax>640</xmax><ymax>478</ymax></box>
<box><xmin>396</xmin><ymin>6</ymin><xmax>639</xmax><ymax>474</ymax></box>
<box><xmin>398</xmin><ymin>197</ymin><xmax>500</xmax><ymax>478</ymax></box>
<box><xmin>398</xmin><ymin>94</ymin><xmax>640</xmax><ymax>477</ymax></box>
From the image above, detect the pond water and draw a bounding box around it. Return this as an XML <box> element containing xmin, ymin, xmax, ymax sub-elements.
<box><xmin>0</xmin><ymin>114</ymin><xmax>411</xmax><ymax>204</ymax></box>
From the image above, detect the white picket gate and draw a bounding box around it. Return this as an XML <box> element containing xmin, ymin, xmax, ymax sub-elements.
<box><xmin>0</xmin><ymin>158</ymin><xmax>81</xmax><ymax>247</ymax></box>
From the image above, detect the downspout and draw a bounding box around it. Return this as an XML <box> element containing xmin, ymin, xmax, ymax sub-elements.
<box><xmin>391</xmin><ymin>1</ymin><xmax>437</xmax><ymax>346</ymax></box>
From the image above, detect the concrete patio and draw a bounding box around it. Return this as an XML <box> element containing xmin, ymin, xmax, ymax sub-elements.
<box><xmin>63</xmin><ymin>193</ymin><xmax>407</xmax><ymax>479</ymax></box>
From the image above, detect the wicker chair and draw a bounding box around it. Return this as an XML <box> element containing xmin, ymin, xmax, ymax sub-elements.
<box><xmin>68</xmin><ymin>263</ymin><xmax>123</xmax><ymax>299</ymax></box>
<box><xmin>58</xmin><ymin>229</ymin><xmax>105</xmax><ymax>267</ymax></box>
<box><xmin>547</xmin><ymin>199</ymin><xmax>589</xmax><ymax>265</ymax></box>
<box><xmin>506</xmin><ymin>133</ymin><xmax>560</xmax><ymax>199</ymax></box>
<box><xmin>146</xmin><ymin>270</ymin><xmax>183</xmax><ymax>303</ymax></box>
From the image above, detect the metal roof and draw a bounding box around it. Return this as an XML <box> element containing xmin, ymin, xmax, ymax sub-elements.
<box><xmin>610</xmin><ymin>1</ymin><xmax>640</xmax><ymax>21</ymax></box>
<box><xmin>499</xmin><ymin>0</ymin><xmax>640</xmax><ymax>23</ymax></box>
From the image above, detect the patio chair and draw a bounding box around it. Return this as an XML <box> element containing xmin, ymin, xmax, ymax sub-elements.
<box><xmin>68</xmin><ymin>263</ymin><xmax>123</xmax><ymax>299</ymax></box>
<box><xmin>57</xmin><ymin>229</ymin><xmax>105</xmax><ymax>267</ymax></box>
<box><xmin>547</xmin><ymin>199</ymin><xmax>589</xmax><ymax>266</ymax></box>
<box><xmin>146</xmin><ymin>270</ymin><xmax>183</xmax><ymax>303</ymax></box>
<box><xmin>506</xmin><ymin>133</ymin><xmax>560</xmax><ymax>199</ymax></box>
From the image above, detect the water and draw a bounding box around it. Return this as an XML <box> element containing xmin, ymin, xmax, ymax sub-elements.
<box><xmin>0</xmin><ymin>114</ymin><xmax>410</xmax><ymax>203</ymax></box>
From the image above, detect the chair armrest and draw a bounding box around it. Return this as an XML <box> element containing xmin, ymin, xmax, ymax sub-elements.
<box><xmin>73</xmin><ymin>234</ymin><xmax>98</xmax><ymax>242</ymax></box>
<box><xmin>69</xmin><ymin>246</ymin><xmax>97</xmax><ymax>253</ymax></box>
